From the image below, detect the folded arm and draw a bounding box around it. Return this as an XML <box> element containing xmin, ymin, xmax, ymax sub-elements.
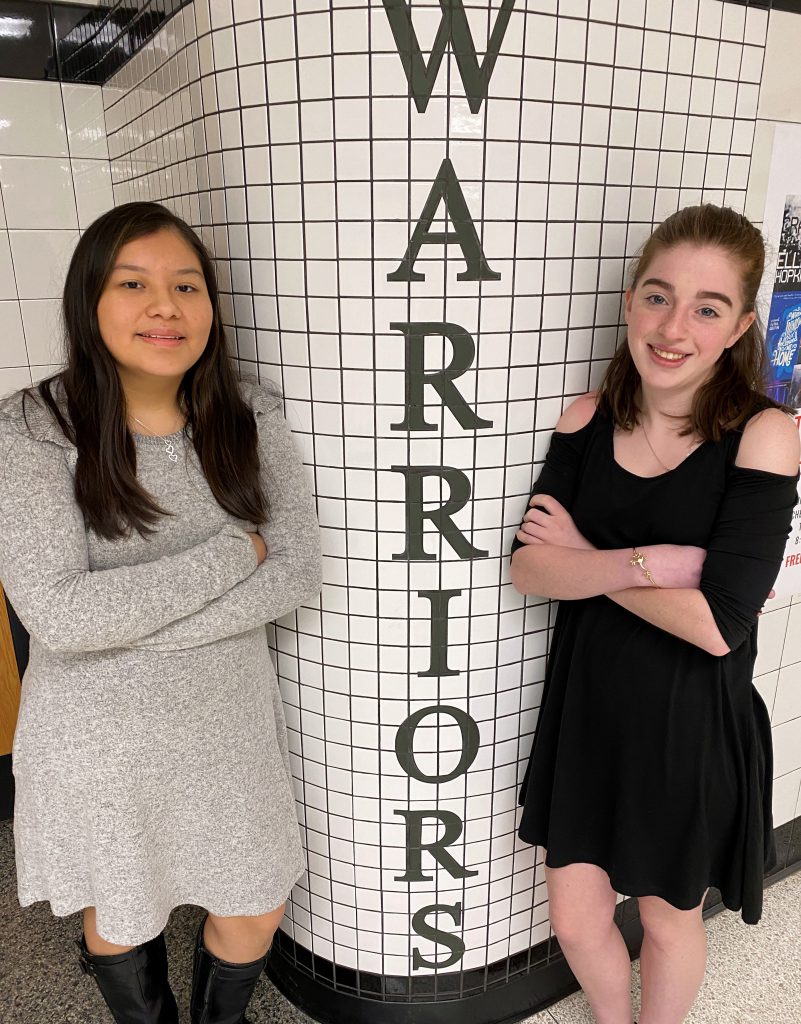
<box><xmin>615</xmin><ymin>411</ymin><xmax>800</xmax><ymax>655</ymax></box>
<box><xmin>0</xmin><ymin>427</ymin><xmax>258</xmax><ymax>654</ymax></box>
<box><xmin>511</xmin><ymin>407</ymin><xmax>799</xmax><ymax>658</ymax></box>
<box><xmin>124</xmin><ymin>396</ymin><xmax>322</xmax><ymax>651</ymax></box>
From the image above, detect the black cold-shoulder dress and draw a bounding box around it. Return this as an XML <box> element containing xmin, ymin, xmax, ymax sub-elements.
<box><xmin>511</xmin><ymin>408</ymin><xmax>798</xmax><ymax>924</ymax></box>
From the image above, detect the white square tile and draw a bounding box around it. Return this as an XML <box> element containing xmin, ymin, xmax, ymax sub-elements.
<box><xmin>717</xmin><ymin>41</ymin><xmax>743</xmax><ymax>82</ymax></box>
<box><xmin>238</xmin><ymin>64</ymin><xmax>267</xmax><ymax>107</ymax></box>
<box><xmin>740</xmin><ymin>45</ymin><xmax>764</xmax><ymax>86</ymax></box>
<box><xmin>688</xmin><ymin>115</ymin><xmax>712</xmax><ymax>150</ymax></box>
<box><xmin>662</xmin><ymin>113</ymin><xmax>688</xmax><ymax>151</ymax></box>
<box><xmin>590</xmin><ymin>0</ymin><xmax>617</xmax><ymax>21</ymax></box>
<box><xmin>524</xmin><ymin>13</ymin><xmax>556</xmax><ymax>58</ymax></box>
<box><xmin>61</xmin><ymin>84</ymin><xmax>108</xmax><ymax>159</ymax></box>
<box><xmin>642</xmin><ymin>29</ymin><xmax>669</xmax><ymax>71</ymax></box>
<box><xmin>0</xmin><ymin>157</ymin><xmax>78</xmax><ymax>230</ymax></box>
<box><xmin>70</xmin><ymin>159</ymin><xmax>114</xmax><ymax>229</ymax></box>
<box><xmin>618</xmin><ymin>0</ymin><xmax>645</xmax><ymax>26</ymax></box>
<box><xmin>235</xmin><ymin>19</ymin><xmax>265</xmax><ymax>66</ymax></box>
<box><xmin>726</xmin><ymin>154</ymin><xmax>749</xmax><ymax>192</ymax></box>
<box><xmin>696</xmin><ymin>0</ymin><xmax>722</xmax><ymax>39</ymax></box>
<box><xmin>0</xmin><ymin>300</ymin><xmax>26</xmax><ymax>366</ymax></box>
<box><xmin>8</xmin><ymin>230</ymin><xmax>78</xmax><ymax>300</ymax></box>
<box><xmin>583</xmin><ymin>64</ymin><xmax>613</xmax><ymax>107</ymax></box>
<box><xmin>212</xmin><ymin>27</ymin><xmax>237</xmax><ymax>70</ymax></box>
<box><xmin>721</xmin><ymin>0</ymin><xmax>745</xmax><ymax>42</ymax></box>
<box><xmin>744</xmin><ymin>5</ymin><xmax>768</xmax><ymax>47</ymax></box>
<box><xmin>298</xmin><ymin>56</ymin><xmax>333</xmax><ymax>102</ymax></box>
<box><xmin>550</xmin><ymin>104</ymin><xmax>581</xmax><ymax>145</ymax></box>
<box><xmin>667</xmin><ymin>33</ymin><xmax>695</xmax><ymax>76</ymax></box>
<box><xmin>735</xmin><ymin>82</ymin><xmax>759</xmax><ymax>120</ymax></box>
<box><xmin>616</xmin><ymin>26</ymin><xmax>643</xmax><ymax>69</ymax></box>
<box><xmin>215</xmin><ymin>68</ymin><xmax>241</xmax><ymax>111</ymax></box>
<box><xmin>19</xmin><ymin>299</ymin><xmax>64</xmax><ymax>366</ymax></box>
<box><xmin>634</xmin><ymin>110</ymin><xmax>661</xmax><ymax>149</ymax></box>
<box><xmin>665</xmin><ymin>74</ymin><xmax>691</xmax><ymax>113</ymax></box>
<box><xmin>586</xmin><ymin>21</ymin><xmax>615</xmax><ymax>65</ymax></box>
<box><xmin>708</xmin><ymin>117</ymin><xmax>734</xmax><ymax>153</ymax></box>
<box><xmin>692</xmin><ymin>37</ymin><xmax>719</xmax><ymax>79</ymax></box>
<box><xmin>609</xmin><ymin>108</ymin><xmax>636</xmax><ymax>147</ymax></box>
<box><xmin>646</xmin><ymin>0</ymin><xmax>672</xmax><ymax>31</ymax></box>
<box><xmin>554</xmin><ymin>63</ymin><xmax>584</xmax><ymax>105</ymax></box>
<box><xmin>638</xmin><ymin>71</ymin><xmax>665</xmax><ymax>110</ymax></box>
<box><xmin>555</xmin><ymin>18</ymin><xmax>586</xmax><ymax>61</ymax></box>
<box><xmin>209</xmin><ymin>0</ymin><xmax>233</xmax><ymax>30</ymax></box>
<box><xmin>712</xmin><ymin>79</ymin><xmax>737</xmax><ymax>118</ymax></box>
<box><xmin>0</xmin><ymin>81</ymin><xmax>68</xmax><ymax>157</ymax></box>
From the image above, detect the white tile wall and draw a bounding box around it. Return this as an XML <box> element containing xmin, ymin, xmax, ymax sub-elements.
<box><xmin>0</xmin><ymin>78</ymin><xmax>112</xmax><ymax>394</ymax></box>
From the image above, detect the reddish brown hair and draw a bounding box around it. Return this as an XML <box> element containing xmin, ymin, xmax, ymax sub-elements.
<box><xmin>597</xmin><ymin>204</ymin><xmax>777</xmax><ymax>440</ymax></box>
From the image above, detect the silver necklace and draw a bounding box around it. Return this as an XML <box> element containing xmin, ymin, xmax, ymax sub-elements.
<box><xmin>640</xmin><ymin>421</ymin><xmax>698</xmax><ymax>473</ymax></box>
<box><xmin>131</xmin><ymin>415</ymin><xmax>181</xmax><ymax>463</ymax></box>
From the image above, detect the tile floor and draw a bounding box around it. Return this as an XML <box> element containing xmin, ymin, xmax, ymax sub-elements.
<box><xmin>1</xmin><ymin>820</ymin><xmax>798</xmax><ymax>1024</ymax></box>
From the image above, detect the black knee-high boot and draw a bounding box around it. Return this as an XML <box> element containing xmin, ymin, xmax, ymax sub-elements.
<box><xmin>77</xmin><ymin>932</ymin><xmax>179</xmax><ymax>1024</ymax></box>
<box><xmin>190</xmin><ymin>917</ymin><xmax>269</xmax><ymax>1024</ymax></box>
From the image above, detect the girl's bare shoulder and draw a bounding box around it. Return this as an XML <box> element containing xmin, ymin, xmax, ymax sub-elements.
<box><xmin>736</xmin><ymin>407</ymin><xmax>800</xmax><ymax>475</ymax></box>
<box><xmin>555</xmin><ymin>391</ymin><xmax>599</xmax><ymax>434</ymax></box>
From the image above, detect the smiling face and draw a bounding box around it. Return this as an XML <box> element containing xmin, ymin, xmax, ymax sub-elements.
<box><xmin>624</xmin><ymin>242</ymin><xmax>756</xmax><ymax>404</ymax></box>
<box><xmin>95</xmin><ymin>228</ymin><xmax>213</xmax><ymax>388</ymax></box>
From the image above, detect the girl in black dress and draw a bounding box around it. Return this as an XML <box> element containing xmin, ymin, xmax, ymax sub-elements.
<box><xmin>511</xmin><ymin>205</ymin><xmax>799</xmax><ymax>1024</ymax></box>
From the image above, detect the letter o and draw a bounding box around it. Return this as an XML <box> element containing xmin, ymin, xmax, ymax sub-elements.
<box><xmin>395</xmin><ymin>704</ymin><xmax>480</xmax><ymax>784</ymax></box>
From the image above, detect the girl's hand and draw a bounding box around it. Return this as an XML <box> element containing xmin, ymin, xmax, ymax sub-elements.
<box><xmin>638</xmin><ymin>544</ymin><xmax>706</xmax><ymax>589</ymax></box>
<box><xmin>516</xmin><ymin>494</ymin><xmax>595</xmax><ymax>550</ymax></box>
<box><xmin>248</xmin><ymin>532</ymin><xmax>268</xmax><ymax>565</ymax></box>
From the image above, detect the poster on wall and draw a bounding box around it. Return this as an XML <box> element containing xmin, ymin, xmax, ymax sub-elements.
<box><xmin>766</xmin><ymin>195</ymin><xmax>801</xmax><ymax>405</ymax></box>
<box><xmin>761</xmin><ymin>127</ymin><xmax>801</xmax><ymax>597</ymax></box>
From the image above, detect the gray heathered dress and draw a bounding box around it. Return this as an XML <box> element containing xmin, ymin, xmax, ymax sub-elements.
<box><xmin>0</xmin><ymin>379</ymin><xmax>321</xmax><ymax>946</ymax></box>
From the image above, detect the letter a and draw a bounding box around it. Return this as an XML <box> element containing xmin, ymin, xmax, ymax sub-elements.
<box><xmin>387</xmin><ymin>159</ymin><xmax>501</xmax><ymax>283</ymax></box>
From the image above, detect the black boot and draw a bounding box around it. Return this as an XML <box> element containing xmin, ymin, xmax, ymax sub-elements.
<box><xmin>77</xmin><ymin>932</ymin><xmax>179</xmax><ymax>1023</ymax></box>
<box><xmin>190</xmin><ymin>916</ymin><xmax>268</xmax><ymax>1024</ymax></box>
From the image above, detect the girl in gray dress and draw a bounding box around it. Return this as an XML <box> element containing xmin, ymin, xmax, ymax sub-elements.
<box><xmin>0</xmin><ymin>202</ymin><xmax>321</xmax><ymax>1023</ymax></box>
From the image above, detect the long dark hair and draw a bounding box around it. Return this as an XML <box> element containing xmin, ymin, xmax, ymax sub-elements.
<box><xmin>598</xmin><ymin>204</ymin><xmax>780</xmax><ymax>440</ymax></box>
<box><xmin>31</xmin><ymin>201</ymin><xmax>268</xmax><ymax>539</ymax></box>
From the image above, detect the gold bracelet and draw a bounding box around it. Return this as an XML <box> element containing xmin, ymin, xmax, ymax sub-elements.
<box><xmin>630</xmin><ymin>548</ymin><xmax>659</xmax><ymax>587</ymax></box>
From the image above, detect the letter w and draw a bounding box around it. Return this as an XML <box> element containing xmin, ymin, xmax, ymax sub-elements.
<box><xmin>382</xmin><ymin>0</ymin><xmax>516</xmax><ymax>115</ymax></box>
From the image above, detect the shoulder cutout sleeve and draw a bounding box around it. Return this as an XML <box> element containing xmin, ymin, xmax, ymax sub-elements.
<box><xmin>700</xmin><ymin>466</ymin><xmax>799</xmax><ymax>652</ymax></box>
<box><xmin>510</xmin><ymin>411</ymin><xmax>597</xmax><ymax>557</ymax></box>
